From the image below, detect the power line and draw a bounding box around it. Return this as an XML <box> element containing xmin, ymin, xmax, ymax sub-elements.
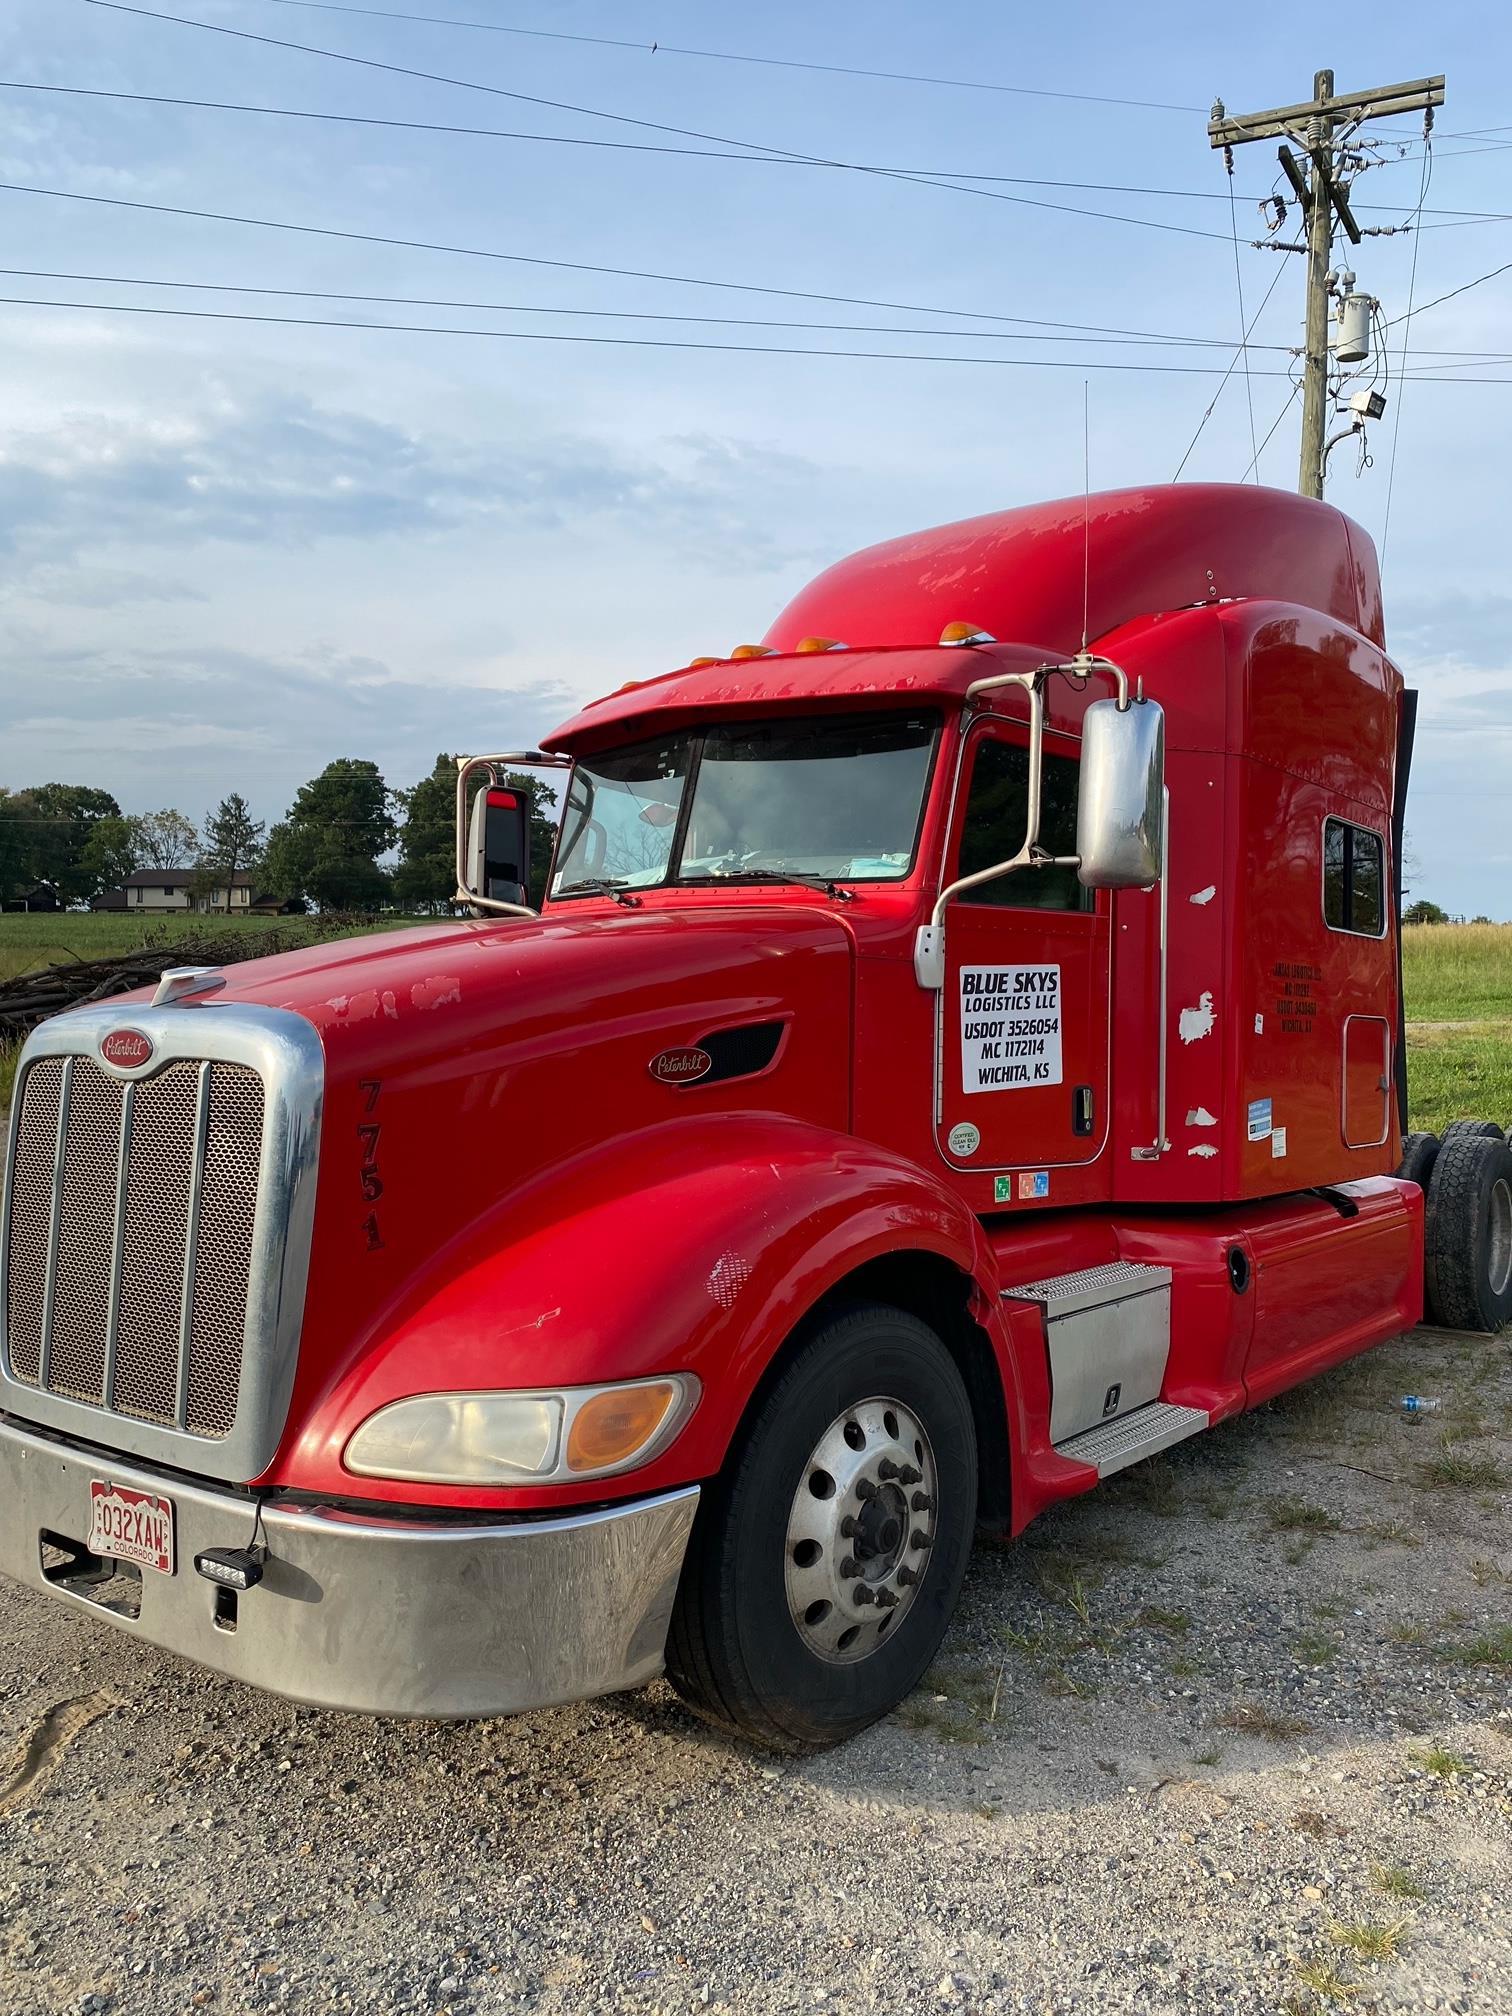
<box><xmin>83</xmin><ymin>3</ymin><xmax>1239</xmax><ymax>242</ymax></box>
<box><xmin>0</xmin><ymin>290</ymin><xmax>1502</xmax><ymax>382</ymax></box>
<box><xmin>0</xmin><ymin>290</ymin><xmax>1326</xmax><ymax>371</ymax></box>
<box><xmin>0</xmin><ymin>176</ymin><xmax>1259</xmax><ymax>329</ymax></box>
<box><xmin>1171</xmin><ymin>259</ymin><xmax>1288</xmax><ymax>480</ymax></box>
<box><xmin>246</xmin><ymin>0</ymin><xmax>1205</xmax><ymax>116</ymax></box>
<box><xmin>7</xmin><ymin>75</ymin><xmax>1499</xmax><ymax>219</ymax></box>
<box><xmin>0</xmin><ymin>265</ymin><xmax>1298</xmax><ymax>352</ymax></box>
<box><xmin>4</xmin><ymin>264</ymin><xmax>1501</xmax><ymax>361</ymax></box>
<box><xmin>1238</xmin><ymin>382</ymin><xmax>1303</xmax><ymax>482</ymax></box>
<box><xmin>1381</xmin><ymin>143</ymin><xmax>1433</xmax><ymax>563</ymax></box>
<box><xmin>1382</xmin><ymin>256</ymin><xmax>1512</xmax><ymax>328</ymax></box>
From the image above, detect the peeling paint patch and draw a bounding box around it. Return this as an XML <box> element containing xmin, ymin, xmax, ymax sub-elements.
<box><xmin>707</xmin><ymin>1252</ymin><xmax>753</xmax><ymax>1310</ymax></box>
<box><xmin>411</xmin><ymin>976</ymin><xmax>461</xmax><ymax>1012</ymax></box>
<box><xmin>325</xmin><ymin>989</ymin><xmax>386</xmax><ymax>1023</ymax></box>
<box><xmin>1187</xmin><ymin>1144</ymin><xmax>1218</xmax><ymax>1160</ymax></box>
<box><xmin>1189</xmin><ymin>884</ymin><xmax>1217</xmax><ymax>907</ymax></box>
<box><xmin>1178</xmin><ymin>991</ymin><xmax>1216</xmax><ymax>1045</ymax></box>
<box><xmin>382</xmin><ymin>990</ymin><xmax>398</xmax><ymax>1021</ymax></box>
<box><xmin>1254</xmin><ymin>1013</ymin><xmax>1264</xmax><ymax>1035</ymax></box>
<box><xmin>1185</xmin><ymin>1106</ymin><xmax>1218</xmax><ymax>1127</ymax></box>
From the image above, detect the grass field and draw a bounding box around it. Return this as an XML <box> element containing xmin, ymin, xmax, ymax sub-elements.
<box><xmin>1401</xmin><ymin>922</ymin><xmax>1512</xmax><ymax>1135</ymax></box>
<box><xmin>2</xmin><ymin>916</ymin><xmax>1508</xmax><ymax>1135</ymax></box>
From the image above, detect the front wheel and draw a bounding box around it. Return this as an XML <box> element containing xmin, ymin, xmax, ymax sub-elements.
<box><xmin>666</xmin><ymin>1302</ymin><xmax>977</xmax><ymax>1751</ymax></box>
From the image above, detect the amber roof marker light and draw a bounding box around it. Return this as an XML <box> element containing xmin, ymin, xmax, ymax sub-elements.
<box><xmin>939</xmin><ymin>621</ymin><xmax>997</xmax><ymax>647</ymax></box>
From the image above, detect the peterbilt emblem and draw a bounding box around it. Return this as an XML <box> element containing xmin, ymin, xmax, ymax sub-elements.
<box><xmin>650</xmin><ymin>1046</ymin><xmax>713</xmax><ymax>1085</ymax></box>
<box><xmin>100</xmin><ymin>1027</ymin><xmax>155</xmax><ymax>1070</ymax></box>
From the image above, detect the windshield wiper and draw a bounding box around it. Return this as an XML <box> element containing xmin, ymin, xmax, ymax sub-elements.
<box><xmin>557</xmin><ymin>877</ymin><xmax>640</xmax><ymax>907</ymax></box>
<box><xmin>683</xmin><ymin>868</ymin><xmax>855</xmax><ymax>902</ymax></box>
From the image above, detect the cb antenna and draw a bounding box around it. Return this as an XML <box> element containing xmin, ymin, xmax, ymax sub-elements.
<box><xmin>1081</xmin><ymin>378</ymin><xmax>1091</xmax><ymax>654</ymax></box>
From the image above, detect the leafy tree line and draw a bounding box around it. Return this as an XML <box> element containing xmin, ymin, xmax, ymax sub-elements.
<box><xmin>1</xmin><ymin>759</ymin><xmax>557</xmax><ymax>913</ymax></box>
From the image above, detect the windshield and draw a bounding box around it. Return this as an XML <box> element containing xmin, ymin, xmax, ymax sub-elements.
<box><xmin>551</xmin><ymin>711</ymin><xmax>937</xmax><ymax>896</ymax></box>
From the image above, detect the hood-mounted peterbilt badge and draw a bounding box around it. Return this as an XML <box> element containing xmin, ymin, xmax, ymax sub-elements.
<box><xmin>649</xmin><ymin>1046</ymin><xmax>713</xmax><ymax>1086</ymax></box>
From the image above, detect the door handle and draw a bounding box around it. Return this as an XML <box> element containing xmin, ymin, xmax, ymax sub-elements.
<box><xmin>1073</xmin><ymin>1084</ymin><xmax>1095</xmax><ymax>1136</ymax></box>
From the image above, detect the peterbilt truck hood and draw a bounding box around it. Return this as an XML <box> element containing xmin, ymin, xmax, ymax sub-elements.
<box><xmin>176</xmin><ymin>905</ymin><xmax>855</xmax><ymax>1445</ymax></box>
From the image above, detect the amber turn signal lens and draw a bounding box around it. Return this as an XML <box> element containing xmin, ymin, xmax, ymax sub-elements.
<box><xmin>795</xmin><ymin>635</ymin><xmax>845</xmax><ymax>653</ymax></box>
<box><xmin>729</xmin><ymin>643</ymin><xmax>774</xmax><ymax>659</ymax></box>
<box><xmin>566</xmin><ymin>1382</ymin><xmax>678</xmax><ymax>1473</ymax></box>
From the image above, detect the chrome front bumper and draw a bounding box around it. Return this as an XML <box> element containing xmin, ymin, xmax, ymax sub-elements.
<box><xmin>0</xmin><ymin>1416</ymin><xmax>699</xmax><ymax>1718</ymax></box>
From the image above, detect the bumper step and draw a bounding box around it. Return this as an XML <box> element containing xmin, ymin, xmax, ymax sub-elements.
<box><xmin>1055</xmin><ymin>1399</ymin><xmax>1208</xmax><ymax>1478</ymax></box>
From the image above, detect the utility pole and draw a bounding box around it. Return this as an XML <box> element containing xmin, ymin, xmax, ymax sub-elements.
<box><xmin>1208</xmin><ymin>71</ymin><xmax>1444</xmax><ymax>499</ymax></box>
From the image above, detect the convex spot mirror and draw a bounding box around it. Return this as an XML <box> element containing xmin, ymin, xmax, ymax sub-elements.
<box><xmin>465</xmin><ymin>781</ymin><xmax>531</xmax><ymax>908</ymax></box>
<box><xmin>1076</xmin><ymin>696</ymin><xmax>1166</xmax><ymax>890</ymax></box>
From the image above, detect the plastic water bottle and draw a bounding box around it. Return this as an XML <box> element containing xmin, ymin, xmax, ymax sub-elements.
<box><xmin>1400</xmin><ymin>1396</ymin><xmax>1442</xmax><ymax>1415</ymax></box>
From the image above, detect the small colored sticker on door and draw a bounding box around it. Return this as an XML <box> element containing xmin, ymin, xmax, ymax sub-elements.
<box><xmin>1247</xmin><ymin>1097</ymin><xmax>1273</xmax><ymax>1142</ymax></box>
<box><xmin>1018</xmin><ymin>1170</ymin><xmax>1050</xmax><ymax>1200</ymax></box>
<box><xmin>993</xmin><ymin>1175</ymin><xmax>1013</xmax><ymax>1203</ymax></box>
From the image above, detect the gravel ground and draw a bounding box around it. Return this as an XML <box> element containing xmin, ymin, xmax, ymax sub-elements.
<box><xmin>1</xmin><ymin>1325</ymin><xmax>1508</xmax><ymax>2016</ymax></box>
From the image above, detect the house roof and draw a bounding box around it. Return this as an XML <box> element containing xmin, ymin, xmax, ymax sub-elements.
<box><xmin>122</xmin><ymin>867</ymin><xmax>254</xmax><ymax>887</ymax></box>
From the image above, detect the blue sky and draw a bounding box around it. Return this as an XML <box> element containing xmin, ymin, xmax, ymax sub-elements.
<box><xmin>1</xmin><ymin>0</ymin><xmax>1509</xmax><ymax>913</ymax></box>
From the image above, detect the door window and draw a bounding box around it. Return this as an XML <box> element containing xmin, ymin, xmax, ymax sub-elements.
<box><xmin>957</xmin><ymin>737</ymin><xmax>1091</xmax><ymax>911</ymax></box>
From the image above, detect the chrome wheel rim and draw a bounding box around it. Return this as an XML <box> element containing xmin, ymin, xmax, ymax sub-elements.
<box><xmin>1488</xmin><ymin>1176</ymin><xmax>1512</xmax><ymax>1297</ymax></box>
<box><xmin>783</xmin><ymin>1396</ymin><xmax>938</xmax><ymax>1664</ymax></box>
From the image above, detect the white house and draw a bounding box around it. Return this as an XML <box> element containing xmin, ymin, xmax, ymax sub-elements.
<box><xmin>103</xmin><ymin>869</ymin><xmax>256</xmax><ymax>913</ymax></box>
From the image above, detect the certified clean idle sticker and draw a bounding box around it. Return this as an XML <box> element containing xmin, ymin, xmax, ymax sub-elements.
<box><xmin>947</xmin><ymin>1122</ymin><xmax>981</xmax><ymax>1158</ymax></box>
<box><xmin>960</xmin><ymin>965</ymin><xmax>1062</xmax><ymax>1094</ymax></box>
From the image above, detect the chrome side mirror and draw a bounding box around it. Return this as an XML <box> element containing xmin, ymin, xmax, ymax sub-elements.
<box><xmin>1076</xmin><ymin>697</ymin><xmax>1165</xmax><ymax>889</ymax></box>
<box><xmin>464</xmin><ymin>780</ymin><xmax>530</xmax><ymax>910</ymax></box>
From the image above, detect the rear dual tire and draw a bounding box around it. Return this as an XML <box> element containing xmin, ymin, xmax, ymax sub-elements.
<box><xmin>666</xmin><ymin>1302</ymin><xmax>976</xmax><ymax>1752</ymax></box>
<box><xmin>1424</xmin><ymin>1132</ymin><xmax>1512</xmax><ymax>1333</ymax></box>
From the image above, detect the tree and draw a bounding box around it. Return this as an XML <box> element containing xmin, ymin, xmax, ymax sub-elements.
<box><xmin>394</xmin><ymin>755</ymin><xmax>458</xmax><ymax>912</ymax></box>
<box><xmin>267</xmin><ymin>760</ymin><xmax>397</xmax><ymax>912</ymax></box>
<box><xmin>394</xmin><ymin>757</ymin><xmax>559</xmax><ymax>912</ymax></box>
<box><xmin>134</xmin><ymin>808</ymin><xmax>199</xmax><ymax>870</ymax></box>
<box><xmin>1403</xmin><ymin>898</ymin><xmax>1448</xmax><ymax>926</ymax></box>
<box><xmin>80</xmin><ymin>814</ymin><xmax>141</xmax><ymax>898</ymax></box>
<box><xmin>200</xmin><ymin>793</ymin><xmax>266</xmax><ymax>914</ymax></box>
<box><xmin>24</xmin><ymin>783</ymin><xmax>122</xmax><ymax>904</ymax></box>
<box><xmin>0</xmin><ymin>786</ymin><xmax>44</xmax><ymax>899</ymax></box>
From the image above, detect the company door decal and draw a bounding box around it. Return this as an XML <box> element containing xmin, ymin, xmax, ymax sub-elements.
<box><xmin>959</xmin><ymin>965</ymin><xmax>1062</xmax><ymax>1095</ymax></box>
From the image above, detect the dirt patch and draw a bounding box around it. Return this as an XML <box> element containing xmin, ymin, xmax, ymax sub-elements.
<box><xmin>0</xmin><ymin>1327</ymin><xmax>1507</xmax><ymax>2015</ymax></box>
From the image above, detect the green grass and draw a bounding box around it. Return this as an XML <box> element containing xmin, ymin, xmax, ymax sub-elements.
<box><xmin>1371</xmin><ymin>1864</ymin><xmax>1427</xmax><ymax>1903</ymax></box>
<box><xmin>0</xmin><ymin>910</ymin><xmax>438</xmax><ymax>985</ymax></box>
<box><xmin>1402</xmin><ymin>922</ymin><xmax>1512</xmax><ymax>1022</ymax></box>
<box><xmin>1397</xmin><ymin>924</ymin><xmax>1512</xmax><ymax>1133</ymax></box>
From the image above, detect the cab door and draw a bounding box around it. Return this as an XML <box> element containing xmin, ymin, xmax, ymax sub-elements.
<box><xmin>934</xmin><ymin>720</ymin><xmax>1111</xmax><ymax>1181</ymax></box>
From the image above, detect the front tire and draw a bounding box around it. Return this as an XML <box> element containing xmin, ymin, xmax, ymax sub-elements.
<box><xmin>666</xmin><ymin>1302</ymin><xmax>977</xmax><ymax>1751</ymax></box>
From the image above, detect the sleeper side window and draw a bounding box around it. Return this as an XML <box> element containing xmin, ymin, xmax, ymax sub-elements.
<box><xmin>1323</xmin><ymin>817</ymin><xmax>1386</xmax><ymax>937</ymax></box>
<box><xmin>957</xmin><ymin>737</ymin><xmax>1093</xmax><ymax>912</ymax></box>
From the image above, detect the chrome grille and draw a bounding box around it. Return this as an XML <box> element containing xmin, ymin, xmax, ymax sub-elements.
<box><xmin>5</xmin><ymin>1053</ymin><xmax>265</xmax><ymax>1439</ymax></box>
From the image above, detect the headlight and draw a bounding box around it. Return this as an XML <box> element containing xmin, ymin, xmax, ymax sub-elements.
<box><xmin>343</xmin><ymin>1376</ymin><xmax>698</xmax><ymax>1486</ymax></box>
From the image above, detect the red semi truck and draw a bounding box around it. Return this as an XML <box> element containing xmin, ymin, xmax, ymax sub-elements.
<box><xmin>2</xmin><ymin>483</ymin><xmax>1508</xmax><ymax>1750</ymax></box>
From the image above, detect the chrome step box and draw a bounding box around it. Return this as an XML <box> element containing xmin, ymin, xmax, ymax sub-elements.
<box><xmin>1002</xmin><ymin>1260</ymin><xmax>1172</xmax><ymax>1445</ymax></box>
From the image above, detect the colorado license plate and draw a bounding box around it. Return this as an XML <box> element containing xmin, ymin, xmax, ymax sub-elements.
<box><xmin>88</xmin><ymin>1480</ymin><xmax>176</xmax><ymax>1576</ymax></box>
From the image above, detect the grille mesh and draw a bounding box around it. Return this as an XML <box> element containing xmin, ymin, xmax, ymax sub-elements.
<box><xmin>5</xmin><ymin>1058</ymin><xmax>63</xmax><ymax>1384</ymax></box>
<box><xmin>4</xmin><ymin>1052</ymin><xmax>264</xmax><ymax>1439</ymax></box>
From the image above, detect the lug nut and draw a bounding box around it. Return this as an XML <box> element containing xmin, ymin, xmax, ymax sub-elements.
<box><xmin>911</xmin><ymin>1491</ymin><xmax>933</xmax><ymax>1513</ymax></box>
<box><xmin>853</xmin><ymin>1584</ymin><xmax>876</xmax><ymax>1606</ymax></box>
<box><xmin>897</xmin><ymin>1465</ymin><xmax>922</xmax><ymax>1487</ymax></box>
<box><xmin>910</xmin><ymin>1529</ymin><xmax>931</xmax><ymax>1552</ymax></box>
<box><xmin>839</xmin><ymin>1555</ymin><xmax>859</xmax><ymax>1579</ymax></box>
<box><xmin>897</xmin><ymin>1564</ymin><xmax>919</xmax><ymax>1588</ymax></box>
<box><xmin>875</xmin><ymin>1587</ymin><xmax>899</xmax><ymax>1610</ymax></box>
<box><xmin>876</xmin><ymin>1458</ymin><xmax>900</xmax><ymax>1481</ymax></box>
<box><xmin>839</xmin><ymin>1515</ymin><xmax>858</xmax><ymax>1538</ymax></box>
<box><xmin>855</xmin><ymin>1477</ymin><xmax>877</xmax><ymax>1501</ymax></box>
